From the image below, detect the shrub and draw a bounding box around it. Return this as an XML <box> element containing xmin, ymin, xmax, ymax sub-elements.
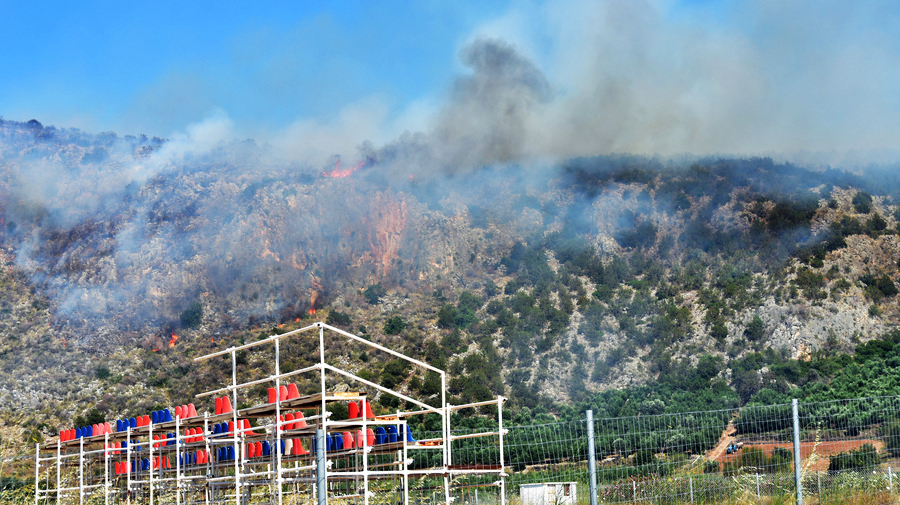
<box><xmin>363</xmin><ymin>284</ymin><xmax>387</xmax><ymax>305</ymax></box>
<box><xmin>383</xmin><ymin>316</ymin><xmax>406</xmax><ymax>335</ymax></box>
<box><xmin>829</xmin><ymin>443</ymin><xmax>880</xmax><ymax>472</ymax></box>
<box><xmin>852</xmin><ymin>191</ymin><xmax>873</xmax><ymax>214</ymax></box>
<box><xmin>179</xmin><ymin>301</ymin><xmax>203</xmax><ymax>328</ymax></box>
<box><xmin>437</xmin><ymin>304</ymin><xmax>456</xmax><ymax>329</ymax></box>
<box><xmin>883</xmin><ymin>420</ymin><xmax>900</xmax><ymax>457</ymax></box>
<box><xmin>744</xmin><ymin>315</ymin><xmax>764</xmax><ymax>342</ymax></box>
<box><xmin>325</xmin><ymin>310</ymin><xmax>351</xmax><ymax>326</ymax></box>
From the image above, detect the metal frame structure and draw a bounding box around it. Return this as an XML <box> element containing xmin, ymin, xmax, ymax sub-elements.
<box><xmin>35</xmin><ymin>322</ymin><xmax>507</xmax><ymax>505</ymax></box>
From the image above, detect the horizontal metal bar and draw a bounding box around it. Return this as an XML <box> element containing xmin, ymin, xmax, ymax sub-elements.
<box><xmin>193</xmin><ymin>323</ymin><xmax>320</xmax><ymax>362</ymax></box>
<box><xmin>449</xmin><ymin>397</ymin><xmax>506</xmax><ymax>411</ymax></box>
<box><xmin>450</xmin><ymin>430</ymin><xmax>507</xmax><ymax>441</ymax></box>
<box><xmin>323</xmin><ymin>364</ymin><xmax>441</xmax><ymax>415</ymax></box>
<box><xmin>320</xmin><ymin>322</ymin><xmax>446</xmax><ymax>374</ymax></box>
<box><xmin>397</xmin><ymin>397</ymin><xmax>503</xmax><ymax>418</ymax></box>
<box><xmin>196</xmin><ymin>364</ymin><xmax>322</xmax><ymax>398</ymax></box>
<box><xmin>450</xmin><ymin>469</ymin><xmax>504</xmax><ymax>475</ymax></box>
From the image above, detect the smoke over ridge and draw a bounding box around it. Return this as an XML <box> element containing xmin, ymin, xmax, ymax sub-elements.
<box><xmin>2</xmin><ymin>0</ymin><xmax>900</xmax><ymax>340</ymax></box>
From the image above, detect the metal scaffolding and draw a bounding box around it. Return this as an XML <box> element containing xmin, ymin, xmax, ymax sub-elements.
<box><xmin>35</xmin><ymin>322</ymin><xmax>507</xmax><ymax>505</ymax></box>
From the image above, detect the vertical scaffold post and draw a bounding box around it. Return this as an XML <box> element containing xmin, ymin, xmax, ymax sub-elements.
<box><xmin>362</xmin><ymin>400</ymin><xmax>369</xmax><ymax>505</ymax></box>
<box><xmin>175</xmin><ymin>415</ymin><xmax>181</xmax><ymax>505</ymax></box>
<box><xmin>792</xmin><ymin>398</ymin><xmax>803</xmax><ymax>505</ymax></box>
<box><xmin>275</xmin><ymin>337</ymin><xmax>283</xmax><ymax>505</ymax></box>
<box><xmin>104</xmin><ymin>432</ymin><xmax>110</xmax><ymax>505</ymax></box>
<box><xmin>499</xmin><ymin>396</ymin><xmax>506</xmax><ymax>505</ymax></box>
<box><xmin>56</xmin><ymin>439</ymin><xmax>61</xmax><ymax>505</ymax></box>
<box><xmin>586</xmin><ymin>410</ymin><xmax>598</xmax><ymax>505</ymax></box>
<box><xmin>231</xmin><ymin>349</ymin><xmax>241</xmax><ymax>505</ymax></box>
<box><xmin>203</xmin><ymin>413</ymin><xmax>211</xmax><ymax>505</ymax></box>
<box><xmin>79</xmin><ymin>436</ymin><xmax>84</xmax><ymax>505</ymax></box>
<box><xmin>318</xmin><ymin>323</ymin><xmax>328</xmax><ymax>504</ymax></box>
<box><xmin>126</xmin><ymin>427</ymin><xmax>132</xmax><ymax>504</ymax></box>
<box><xmin>34</xmin><ymin>443</ymin><xmax>39</xmax><ymax>505</ymax></box>
<box><xmin>442</xmin><ymin>371</ymin><xmax>450</xmax><ymax>505</ymax></box>
<box><xmin>316</xmin><ymin>429</ymin><xmax>327</xmax><ymax>505</ymax></box>
<box><xmin>149</xmin><ymin>420</ymin><xmax>155</xmax><ymax>505</ymax></box>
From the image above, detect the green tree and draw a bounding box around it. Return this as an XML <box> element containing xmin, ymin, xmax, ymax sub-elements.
<box><xmin>852</xmin><ymin>191</ymin><xmax>873</xmax><ymax>213</ymax></box>
<box><xmin>437</xmin><ymin>304</ymin><xmax>457</xmax><ymax>329</ymax></box>
<box><xmin>745</xmin><ymin>315</ymin><xmax>764</xmax><ymax>342</ymax></box>
<box><xmin>383</xmin><ymin>316</ymin><xmax>406</xmax><ymax>335</ymax></box>
<box><xmin>180</xmin><ymin>301</ymin><xmax>202</xmax><ymax>328</ymax></box>
<box><xmin>325</xmin><ymin>310</ymin><xmax>351</xmax><ymax>326</ymax></box>
<box><xmin>363</xmin><ymin>284</ymin><xmax>387</xmax><ymax>304</ymax></box>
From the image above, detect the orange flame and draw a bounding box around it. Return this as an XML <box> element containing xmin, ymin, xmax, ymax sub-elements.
<box><xmin>278</xmin><ymin>323</ymin><xmax>284</xmax><ymax>328</ymax></box>
<box><xmin>295</xmin><ymin>318</ymin><xmax>300</xmax><ymax>323</ymax></box>
<box><xmin>152</xmin><ymin>348</ymin><xmax>160</xmax><ymax>352</ymax></box>
<box><xmin>322</xmin><ymin>159</ymin><xmax>364</xmax><ymax>178</ymax></box>
<box><xmin>168</xmin><ymin>333</ymin><xmax>179</xmax><ymax>348</ymax></box>
<box><xmin>308</xmin><ymin>308</ymin><xmax>316</xmax><ymax>315</ymax></box>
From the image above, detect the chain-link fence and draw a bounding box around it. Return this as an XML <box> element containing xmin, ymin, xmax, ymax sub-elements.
<box><xmin>450</xmin><ymin>395</ymin><xmax>900</xmax><ymax>504</ymax></box>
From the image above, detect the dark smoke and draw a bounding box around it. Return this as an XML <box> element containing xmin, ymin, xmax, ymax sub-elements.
<box><xmin>374</xmin><ymin>38</ymin><xmax>552</xmax><ymax>176</ymax></box>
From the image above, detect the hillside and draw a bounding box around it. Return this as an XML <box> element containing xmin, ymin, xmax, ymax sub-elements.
<box><xmin>3</xmin><ymin>118</ymin><xmax>900</xmax><ymax>474</ymax></box>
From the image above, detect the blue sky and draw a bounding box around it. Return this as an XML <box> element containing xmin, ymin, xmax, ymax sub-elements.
<box><xmin>0</xmin><ymin>1</ymin><xmax>509</xmax><ymax>136</ymax></box>
<box><xmin>2</xmin><ymin>1</ymin><xmax>899</xmax><ymax>162</ymax></box>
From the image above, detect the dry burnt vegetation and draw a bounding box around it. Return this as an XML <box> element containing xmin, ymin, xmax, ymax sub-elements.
<box><xmin>4</xmin><ymin>119</ymin><xmax>900</xmax><ymax>472</ymax></box>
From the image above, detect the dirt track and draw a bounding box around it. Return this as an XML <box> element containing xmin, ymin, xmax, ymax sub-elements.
<box><xmin>705</xmin><ymin>419</ymin><xmax>737</xmax><ymax>462</ymax></box>
<box><xmin>715</xmin><ymin>439</ymin><xmax>885</xmax><ymax>472</ymax></box>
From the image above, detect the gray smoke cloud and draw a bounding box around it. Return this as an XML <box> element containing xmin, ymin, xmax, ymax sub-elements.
<box><xmin>349</xmin><ymin>0</ymin><xmax>900</xmax><ymax>176</ymax></box>
<box><xmin>492</xmin><ymin>0</ymin><xmax>900</xmax><ymax>162</ymax></box>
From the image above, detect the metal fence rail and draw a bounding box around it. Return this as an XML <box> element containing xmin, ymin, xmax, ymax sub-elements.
<box><xmin>447</xmin><ymin>394</ymin><xmax>900</xmax><ymax>504</ymax></box>
<box><xmin>29</xmin><ymin>393</ymin><xmax>900</xmax><ymax>504</ymax></box>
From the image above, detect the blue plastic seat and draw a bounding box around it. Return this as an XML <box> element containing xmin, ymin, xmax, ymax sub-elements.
<box><xmin>129</xmin><ymin>417</ymin><xmax>137</xmax><ymax>429</ymax></box>
<box><xmin>116</xmin><ymin>420</ymin><xmax>123</xmax><ymax>432</ymax></box>
<box><xmin>164</xmin><ymin>409</ymin><xmax>172</xmax><ymax>422</ymax></box>
<box><xmin>385</xmin><ymin>426</ymin><xmax>398</xmax><ymax>443</ymax></box>
<box><xmin>374</xmin><ymin>427</ymin><xmax>386</xmax><ymax>445</ymax></box>
<box><xmin>151</xmin><ymin>411</ymin><xmax>159</xmax><ymax>424</ymax></box>
<box><xmin>262</xmin><ymin>441</ymin><xmax>271</xmax><ymax>456</ymax></box>
<box><xmin>333</xmin><ymin>433</ymin><xmax>343</xmax><ymax>451</ymax></box>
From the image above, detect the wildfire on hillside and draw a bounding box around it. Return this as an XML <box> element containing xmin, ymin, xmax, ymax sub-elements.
<box><xmin>322</xmin><ymin>159</ymin><xmax>363</xmax><ymax>178</ymax></box>
<box><xmin>168</xmin><ymin>333</ymin><xmax>179</xmax><ymax>348</ymax></box>
<box><xmin>321</xmin><ymin>156</ymin><xmax>374</xmax><ymax>178</ymax></box>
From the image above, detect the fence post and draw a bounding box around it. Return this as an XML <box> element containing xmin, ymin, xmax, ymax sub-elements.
<box><xmin>890</xmin><ymin>467</ymin><xmax>894</xmax><ymax>493</ymax></box>
<box><xmin>792</xmin><ymin>398</ymin><xmax>803</xmax><ymax>505</ymax></box>
<box><xmin>586</xmin><ymin>410</ymin><xmax>598</xmax><ymax>505</ymax></box>
<box><xmin>755</xmin><ymin>473</ymin><xmax>760</xmax><ymax>500</ymax></box>
<box><xmin>689</xmin><ymin>476</ymin><xmax>694</xmax><ymax>504</ymax></box>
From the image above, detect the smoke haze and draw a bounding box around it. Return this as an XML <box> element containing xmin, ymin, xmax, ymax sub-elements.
<box><xmin>2</xmin><ymin>0</ymin><xmax>900</xmax><ymax>339</ymax></box>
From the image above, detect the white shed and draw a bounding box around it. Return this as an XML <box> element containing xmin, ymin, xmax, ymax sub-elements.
<box><xmin>519</xmin><ymin>482</ymin><xmax>577</xmax><ymax>505</ymax></box>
